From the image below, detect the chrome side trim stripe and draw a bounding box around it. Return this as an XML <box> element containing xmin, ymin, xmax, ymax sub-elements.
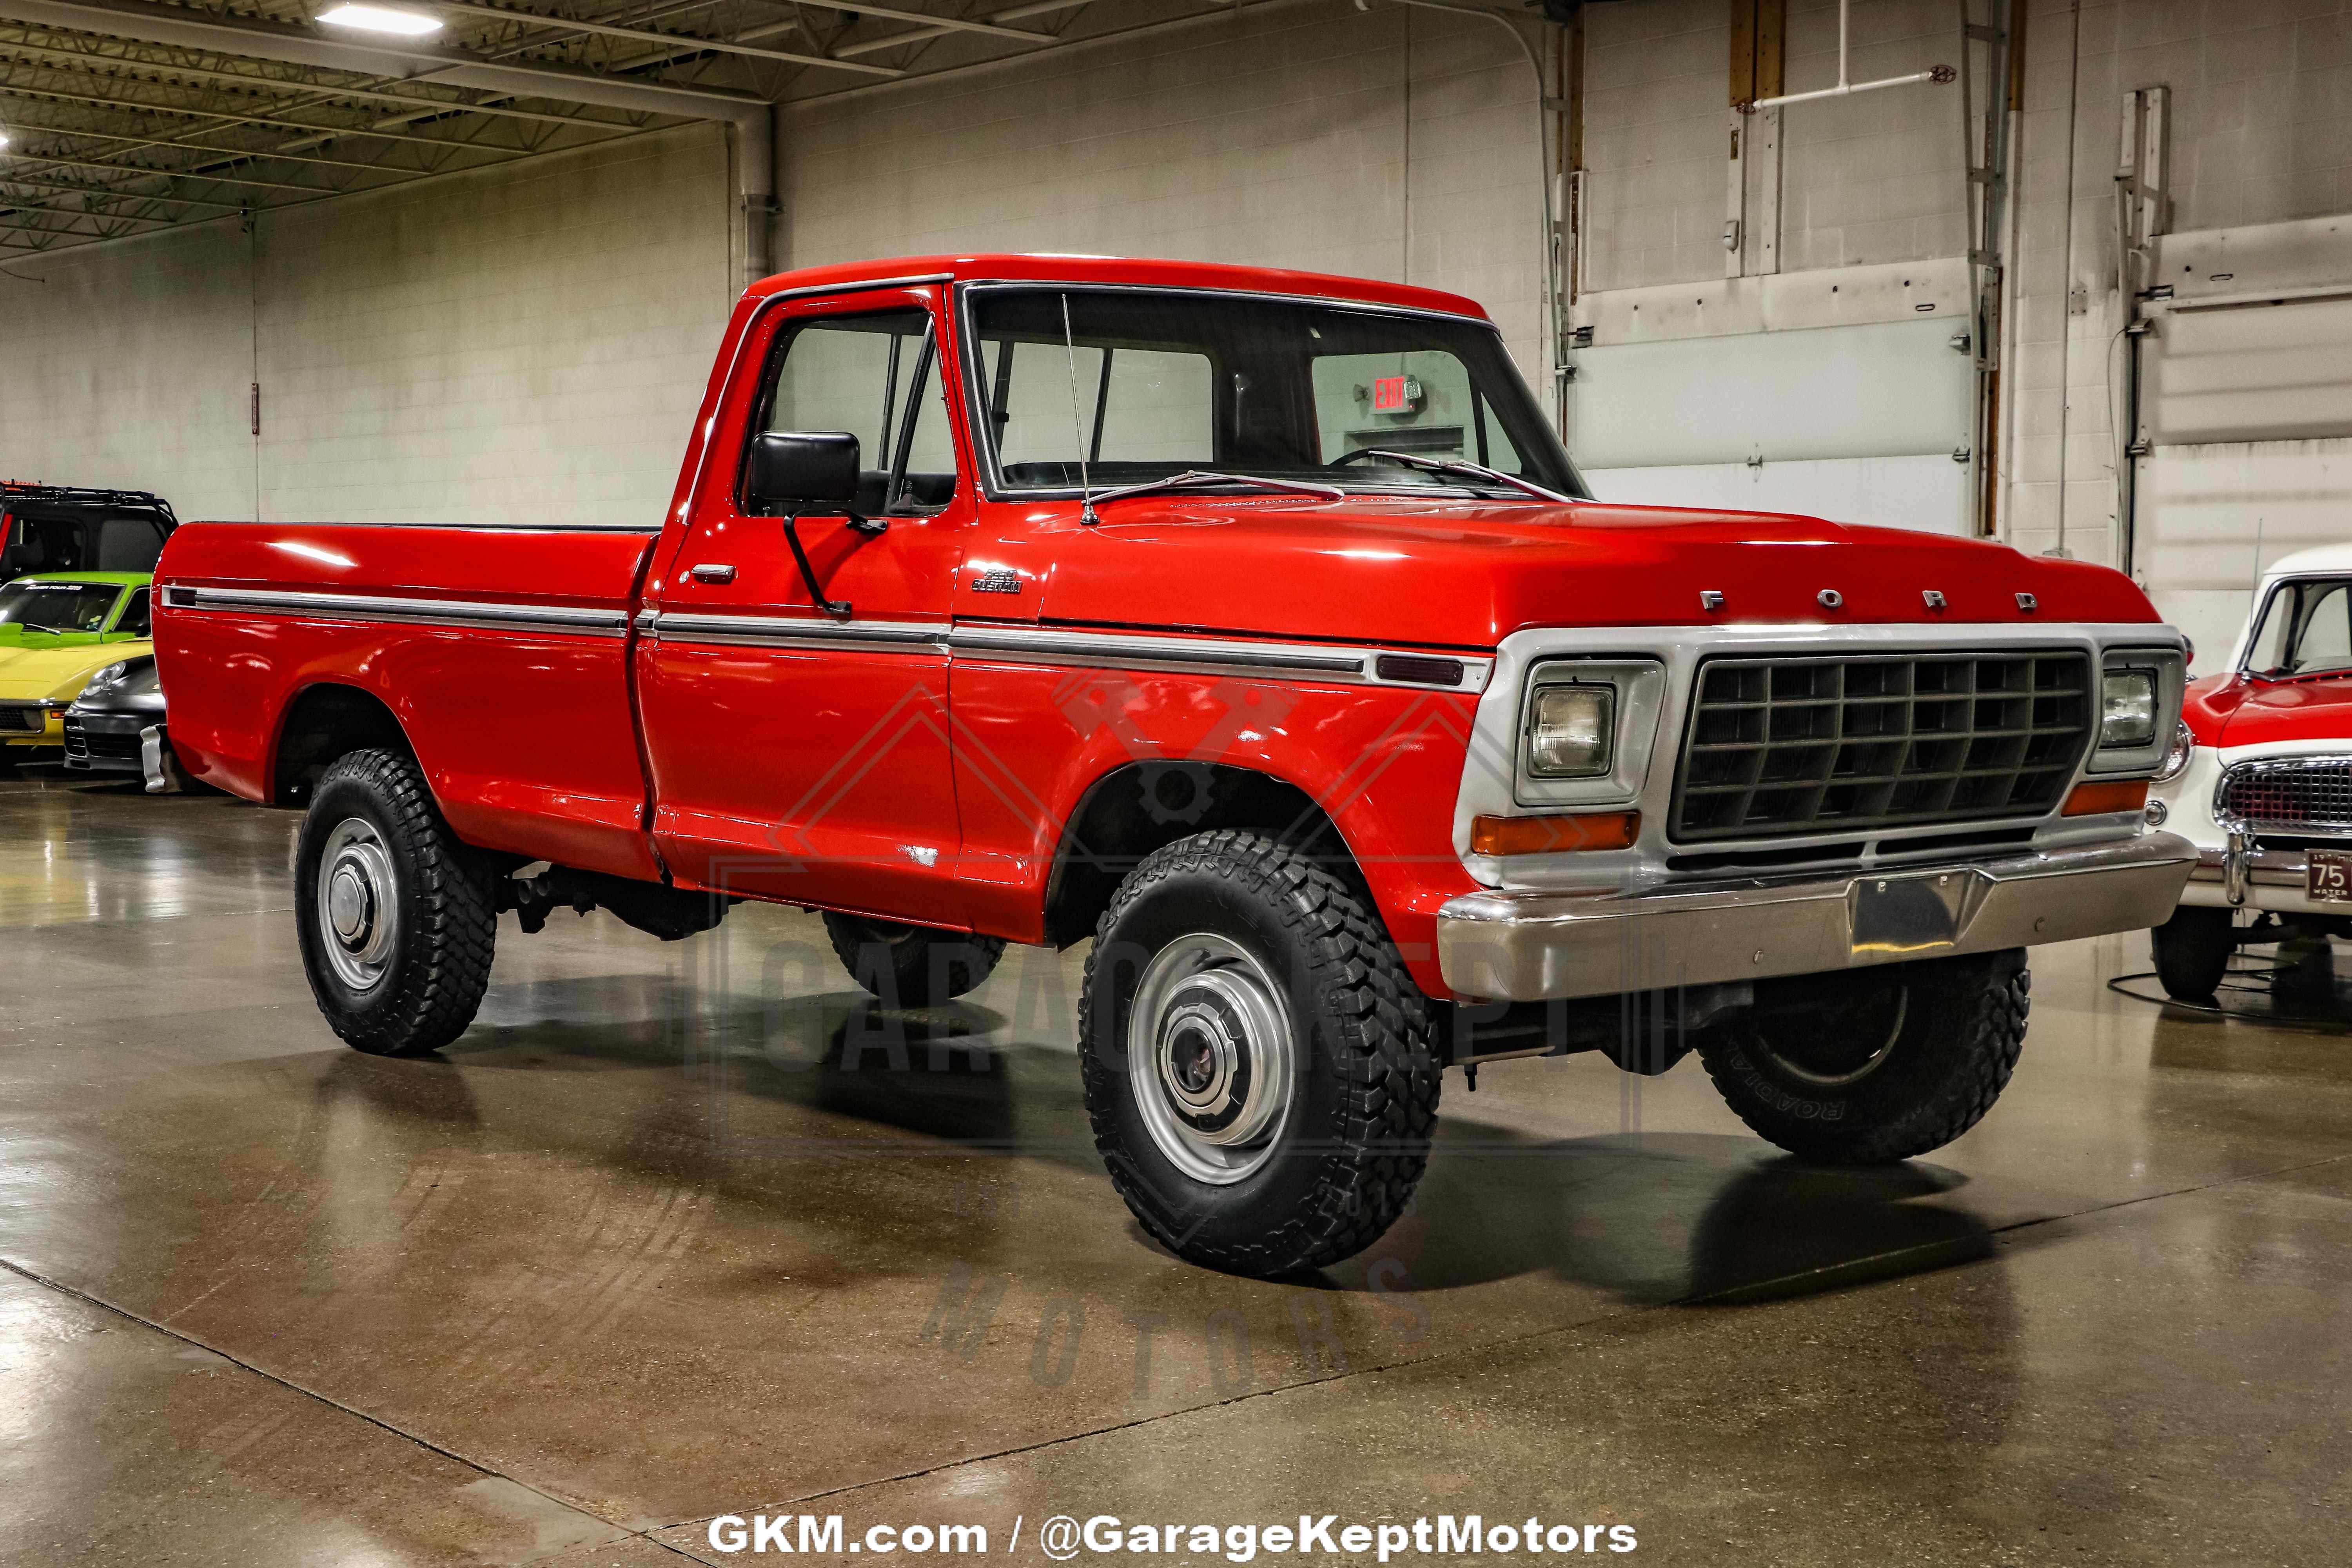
<box><xmin>649</xmin><ymin>611</ymin><xmax>1487</xmax><ymax>689</ymax></box>
<box><xmin>652</xmin><ymin>612</ymin><xmax>950</xmax><ymax>655</ymax></box>
<box><xmin>947</xmin><ymin>623</ymin><xmax>1492</xmax><ymax>691</ymax></box>
<box><xmin>163</xmin><ymin>584</ymin><xmax>629</xmax><ymax>637</ymax></box>
<box><xmin>951</xmin><ymin>623</ymin><xmax>1363</xmax><ymax>679</ymax></box>
<box><xmin>163</xmin><ymin>586</ymin><xmax>1491</xmax><ymax>691</ymax></box>
<box><xmin>635</xmin><ymin>612</ymin><xmax>1491</xmax><ymax>689</ymax></box>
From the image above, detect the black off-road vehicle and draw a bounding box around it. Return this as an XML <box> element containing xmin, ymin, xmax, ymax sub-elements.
<box><xmin>0</xmin><ymin>484</ymin><xmax>177</xmax><ymax>578</ymax></box>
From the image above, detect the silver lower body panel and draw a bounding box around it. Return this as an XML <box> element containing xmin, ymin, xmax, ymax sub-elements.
<box><xmin>1436</xmin><ymin>833</ymin><xmax>2197</xmax><ymax>1002</ymax></box>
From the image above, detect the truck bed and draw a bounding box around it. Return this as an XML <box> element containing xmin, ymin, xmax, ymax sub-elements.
<box><xmin>156</xmin><ymin>522</ymin><xmax>663</xmax><ymax>882</ymax></box>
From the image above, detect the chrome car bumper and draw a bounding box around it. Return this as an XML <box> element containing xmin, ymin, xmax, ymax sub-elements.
<box><xmin>2182</xmin><ymin>836</ymin><xmax>2352</xmax><ymax>911</ymax></box>
<box><xmin>1436</xmin><ymin>833</ymin><xmax>2197</xmax><ymax>1002</ymax></box>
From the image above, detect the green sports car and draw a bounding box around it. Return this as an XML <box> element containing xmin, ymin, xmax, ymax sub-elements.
<box><xmin>0</xmin><ymin>573</ymin><xmax>154</xmax><ymax>749</ymax></box>
<box><xmin>0</xmin><ymin>571</ymin><xmax>152</xmax><ymax>651</ymax></box>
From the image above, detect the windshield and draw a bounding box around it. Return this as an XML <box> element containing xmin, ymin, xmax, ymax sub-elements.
<box><xmin>0</xmin><ymin>579</ymin><xmax>120</xmax><ymax>632</ymax></box>
<box><xmin>965</xmin><ymin>287</ymin><xmax>1586</xmax><ymax>500</ymax></box>
<box><xmin>2246</xmin><ymin>577</ymin><xmax>2352</xmax><ymax>679</ymax></box>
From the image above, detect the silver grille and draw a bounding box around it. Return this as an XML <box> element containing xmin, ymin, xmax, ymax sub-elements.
<box><xmin>1672</xmin><ymin>652</ymin><xmax>2093</xmax><ymax>841</ymax></box>
<box><xmin>2217</xmin><ymin>757</ymin><xmax>2352</xmax><ymax>833</ymax></box>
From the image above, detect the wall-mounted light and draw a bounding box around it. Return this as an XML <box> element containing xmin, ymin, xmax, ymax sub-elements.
<box><xmin>316</xmin><ymin>4</ymin><xmax>444</xmax><ymax>35</ymax></box>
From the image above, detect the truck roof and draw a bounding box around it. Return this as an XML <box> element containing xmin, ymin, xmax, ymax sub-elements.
<box><xmin>2253</xmin><ymin>542</ymin><xmax>2352</xmax><ymax>583</ymax></box>
<box><xmin>747</xmin><ymin>253</ymin><xmax>1490</xmax><ymax>323</ymax></box>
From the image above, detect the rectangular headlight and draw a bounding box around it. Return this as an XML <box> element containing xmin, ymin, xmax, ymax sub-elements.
<box><xmin>2101</xmin><ymin>670</ymin><xmax>2157</xmax><ymax>748</ymax></box>
<box><xmin>1526</xmin><ymin>684</ymin><xmax>1615</xmax><ymax>778</ymax></box>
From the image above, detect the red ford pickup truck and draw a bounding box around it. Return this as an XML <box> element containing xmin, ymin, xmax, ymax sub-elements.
<box><xmin>155</xmin><ymin>254</ymin><xmax>2196</xmax><ymax>1276</ymax></box>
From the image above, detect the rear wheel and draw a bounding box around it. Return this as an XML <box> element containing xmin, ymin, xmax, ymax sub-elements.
<box><xmin>1697</xmin><ymin>950</ymin><xmax>2028</xmax><ymax>1164</ymax></box>
<box><xmin>294</xmin><ymin>748</ymin><xmax>495</xmax><ymax>1056</ymax></box>
<box><xmin>823</xmin><ymin>911</ymin><xmax>1005</xmax><ymax>1005</ymax></box>
<box><xmin>2150</xmin><ymin>906</ymin><xmax>2236</xmax><ymax>1001</ymax></box>
<box><xmin>1079</xmin><ymin>829</ymin><xmax>1439</xmax><ymax>1276</ymax></box>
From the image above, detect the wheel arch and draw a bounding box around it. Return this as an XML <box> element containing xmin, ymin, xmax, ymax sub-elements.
<box><xmin>1041</xmin><ymin>759</ymin><xmax>1359</xmax><ymax>948</ymax></box>
<box><xmin>269</xmin><ymin>682</ymin><xmax>414</xmax><ymax>807</ymax></box>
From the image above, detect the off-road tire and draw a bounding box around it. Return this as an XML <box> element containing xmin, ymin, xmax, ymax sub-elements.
<box><xmin>294</xmin><ymin>747</ymin><xmax>495</xmax><ymax>1056</ymax></box>
<box><xmin>2150</xmin><ymin>906</ymin><xmax>2235</xmax><ymax>1001</ymax></box>
<box><xmin>1697</xmin><ymin>949</ymin><xmax>2029</xmax><ymax>1164</ymax></box>
<box><xmin>1079</xmin><ymin>829</ymin><xmax>1440</xmax><ymax>1276</ymax></box>
<box><xmin>823</xmin><ymin>912</ymin><xmax>1005</xmax><ymax>1005</ymax></box>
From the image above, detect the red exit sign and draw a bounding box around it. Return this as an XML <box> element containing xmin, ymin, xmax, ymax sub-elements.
<box><xmin>1372</xmin><ymin>375</ymin><xmax>1420</xmax><ymax>412</ymax></box>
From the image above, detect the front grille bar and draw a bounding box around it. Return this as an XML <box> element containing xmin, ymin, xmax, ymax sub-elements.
<box><xmin>2218</xmin><ymin>757</ymin><xmax>2352</xmax><ymax>833</ymax></box>
<box><xmin>1671</xmin><ymin>652</ymin><xmax>2094</xmax><ymax>842</ymax></box>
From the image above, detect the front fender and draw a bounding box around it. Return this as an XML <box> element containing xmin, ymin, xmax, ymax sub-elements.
<box><xmin>951</xmin><ymin>660</ymin><xmax>1483</xmax><ymax>996</ymax></box>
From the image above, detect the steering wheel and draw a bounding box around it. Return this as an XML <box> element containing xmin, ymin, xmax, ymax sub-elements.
<box><xmin>1328</xmin><ymin>447</ymin><xmax>1409</xmax><ymax>468</ymax></box>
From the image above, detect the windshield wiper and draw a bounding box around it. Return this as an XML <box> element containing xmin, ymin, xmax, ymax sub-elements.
<box><xmin>20</xmin><ymin>623</ymin><xmax>62</xmax><ymax>637</ymax></box>
<box><xmin>1338</xmin><ymin>448</ymin><xmax>1575</xmax><ymax>504</ymax></box>
<box><xmin>1083</xmin><ymin>470</ymin><xmax>1346</xmax><ymax>513</ymax></box>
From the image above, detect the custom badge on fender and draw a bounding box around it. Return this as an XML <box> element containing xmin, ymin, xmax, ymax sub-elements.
<box><xmin>970</xmin><ymin>569</ymin><xmax>1023</xmax><ymax>595</ymax></box>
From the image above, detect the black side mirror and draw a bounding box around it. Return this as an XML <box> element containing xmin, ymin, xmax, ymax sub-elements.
<box><xmin>746</xmin><ymin>430</ymin><xmax>860</xmax><ymax>512</ymax></box>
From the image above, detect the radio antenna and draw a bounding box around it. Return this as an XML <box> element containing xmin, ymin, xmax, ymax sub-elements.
<box><xmin>1061</xmin><ymin>293</ymin><xmax>1100</xmax><ymax>526</ymax></box>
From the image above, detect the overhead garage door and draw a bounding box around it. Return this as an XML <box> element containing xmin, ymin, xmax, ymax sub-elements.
<box><xmin>1565</xmin><ymin>258</ymin><xmax>1978</xmax><ymax>534</ymax></box>
<box><xmin>2135</xmin><ymin>216</ymin><xmax>2352</xmax><ymax>673</ymax></box>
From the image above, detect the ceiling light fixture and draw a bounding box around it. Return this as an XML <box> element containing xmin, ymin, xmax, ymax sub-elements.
<box><xmin>316</xmin><ymin>4</ymin><xmax>445</xmax><ymax>35</ymax></box>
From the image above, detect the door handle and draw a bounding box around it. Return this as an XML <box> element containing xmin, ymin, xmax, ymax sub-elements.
<box><xmin>690</xmin><ymin>563</ymin><xmax>737</xmax><ymax>584</ymax></box>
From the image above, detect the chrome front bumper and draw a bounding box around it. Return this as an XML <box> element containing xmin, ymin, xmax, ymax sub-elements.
<box><xmin>2181</xmin><ymin>835</ymin><xmax>2352</xmax><ymax>912</ymax></box>
<box><xmin>1436</xmin><ymin>833</ymin><xmax>2197</xmax><ymax>1002</ymax></box>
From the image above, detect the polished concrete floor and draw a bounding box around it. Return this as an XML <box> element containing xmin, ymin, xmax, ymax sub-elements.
<box><xmin>3</xmin><ymin>771</ymin><xmax>2348</xmax><ymax>1566</ymax></box>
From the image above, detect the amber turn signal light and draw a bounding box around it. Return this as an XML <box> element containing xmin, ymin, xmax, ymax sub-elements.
<box><xmin>1470</xmin><ymin>811</ymin><xmax>1640</xmax><ymax>856</ymax></box>
<box><xmin>2061</xmin><ymin>778</ymin><xmax>2150</xmax><ymax>817</ymax></box>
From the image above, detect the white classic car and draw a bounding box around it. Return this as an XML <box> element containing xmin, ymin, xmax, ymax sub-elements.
<box><xmin>2147</xmin><ymin>543</ymin><xmax>2352</xmax><ymax>999</ymax></box>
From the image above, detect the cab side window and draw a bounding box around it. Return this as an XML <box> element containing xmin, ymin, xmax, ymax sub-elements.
<box><xmin>750</xmin><ymin>308</ymin><xmax>958</xmax><ymax>515</ymax></box>
<box><xmin>115</xmin><ymin>587</ymin><xmax>152</xmax><ymax>638</ymax></box>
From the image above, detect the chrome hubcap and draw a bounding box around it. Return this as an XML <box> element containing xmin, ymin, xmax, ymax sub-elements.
<box><xmin>1129</xmin><ymin>933</ymin><xmax>1294</xmax><ymax>1185</ymax></box>
<box><xmin>316</xmin><ymin>818</ymin><xmax>397</xmax><ymax>993</ymax></box>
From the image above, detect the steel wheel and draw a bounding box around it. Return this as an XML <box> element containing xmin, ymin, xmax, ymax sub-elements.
<box><xmin>316</xmin><ymin>816</ymin><xmax>398</xmax><ymax>993</ymax></box>
<box><xmin>1755</xmin><ymin>978</ymin><xmax>1908</xmax><ymax>1087</ymax></box>
<box><xmin>1697</xmin><ymin>951</ymin><xmax>2029</xmax><ymax>1165</ymax></box>
<box><xmin>1126</xmin><ymin>932</ymin><xmax>1296</xmax><ymax>1185</ymax></box>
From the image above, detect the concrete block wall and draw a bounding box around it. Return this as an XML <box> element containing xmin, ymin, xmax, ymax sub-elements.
<box><xmin>775</xmin><ymin>0</ymin><xmax>1550</xmax><ymax>394</ymax></box>
<box><xmin>1</xmin><ymin>125</ymin><xmax>733</xmax><ymax>527</ymax></box>
<box><xmin>1777</xmin><ymin>0</ymin><xmax>1969</xmax><ymax>272</ymax></box>
<box><xmin>1580</xmin><ymin>0</ymin><xmax>1725</xmax><ymax>292</ymax></box>
<box><xmin>0</xmin><ymin>221</ymin><xmax>258</xmax><ymax>523</ymax></box>
<box><xmin>257</xmin><ymin>127</ymin><xmax>732</xmax><ymax>526</ymax></box>
<box><xmin>2002</xmin><ymin>0</ymin><xmax>2352</xmax><ymax>569</ymax></box>
<box><xmin>1579</xmin><ymin>0</ymin><xmax>1969</xmax><ymax>292</ymax></box>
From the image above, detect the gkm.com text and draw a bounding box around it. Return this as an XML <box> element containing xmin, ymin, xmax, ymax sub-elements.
<box><xmin>706</xmin><ymin>1513</ymin><xmax>1639</xmax><ymax>1560</ymax></box>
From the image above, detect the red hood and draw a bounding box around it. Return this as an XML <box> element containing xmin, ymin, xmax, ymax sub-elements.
<box><xmin>2186</xmin><ymin>671</ymin><xmax>2352</xmax><ymax>747</ymax></box>
<box><xmin>1020</xmin><ymin>496</ymin><xmax>2158</xmax><ymax>647</ymax></box>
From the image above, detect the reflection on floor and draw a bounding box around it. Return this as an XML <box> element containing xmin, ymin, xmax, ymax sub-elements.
<box><xmin>2</xmin><ymin>773</ymin><xmax>2348</xmax><ymax>1565</ymax></box>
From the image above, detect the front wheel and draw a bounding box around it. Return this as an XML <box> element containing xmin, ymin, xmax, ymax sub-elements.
<box><xmin>1697</xmin><ymin>950</ymin><xmax>2028</xmax><ymax>1164</ymax></box>
<box><xmin>1079</xmin><ymin>829</ymin><xmax>1439</xmax><ymax>1276</ymax></box>
<box><xmin>2150</xmin><ymin>906</ymin><xmax>2235</xmax><ymax>1001</ymax></box>
<box><xmin>294</xmin><ymin>748</ymin><xmax>495</xmax><ymax>1056</ymax></box>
